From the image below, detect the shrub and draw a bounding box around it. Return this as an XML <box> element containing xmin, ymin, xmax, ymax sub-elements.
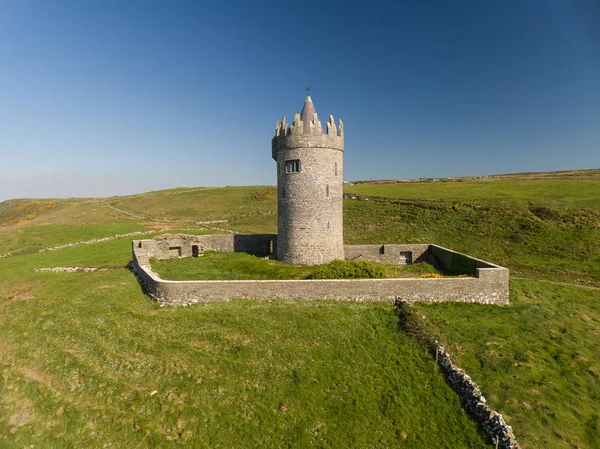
<box><xmin>307</xmin><ymin>259</ymin><xmax>387</xmax><ymax>279</ymax></box>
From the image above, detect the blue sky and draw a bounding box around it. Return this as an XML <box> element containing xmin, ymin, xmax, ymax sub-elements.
<box><xmin>1</xmin><ymin>0</ymin><xmax>599</xmax><ymax>201</ymax></box>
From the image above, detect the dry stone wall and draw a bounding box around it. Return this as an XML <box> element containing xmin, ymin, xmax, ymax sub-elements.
<box><xmin>436</xmin><ymin>345</ymin><xmax>520</xmax><ymax>449</ymax></box>
<box><xmin>396</xmin><ymin>300</ymin><xmax>520</xmax><ymax>449</ymax></box>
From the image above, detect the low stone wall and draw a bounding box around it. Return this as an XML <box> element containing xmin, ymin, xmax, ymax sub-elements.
<box><xmin>395</xmin><ymin>300</ymin><xmax>520</xmax><ymax>449</ymax></box>
<box><xmin>436</xmin><ymin>345</ymin><xmax>520</xmax><ymax>449</ymax></box>
<box><xmin>130</xmin><ymin>234</ymin><xmax>509</xmax><ymax>306</ymax></box>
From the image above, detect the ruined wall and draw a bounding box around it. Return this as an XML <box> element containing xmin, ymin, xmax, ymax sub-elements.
<box><xmin>139</xmin><ymin>234</ymin><xmax>277</xmax><ymax>260</ymax></box>
<box><xmin>131</xmin><ymin>236</ymin><xmax>509</xmax><ymax>306</ymax></box>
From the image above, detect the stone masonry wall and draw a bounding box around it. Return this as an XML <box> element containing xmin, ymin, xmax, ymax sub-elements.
<box><xmin>344</xmin><ymin>244</ymin><xmax>431</xmax><ymax>265</ymax></box>
<box><xmin>131</xmin><ymin>236</ymin><xmax>509</xmax><ymax>306</ymax></box>
<box><xmin>272</xmin><ymin>113</ymin><xmax>344</xmax><ymax>265</ymax></box>
<box><xmin>139</xmin><ymin>233</ymin><xmax>277</xmax><ymax>260</ymax></box>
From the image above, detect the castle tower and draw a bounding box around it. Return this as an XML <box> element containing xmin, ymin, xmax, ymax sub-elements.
<box><xmin>272</xmin><ymin>94</ymin><xmax>344</xmax><ymax>265</ymax></box>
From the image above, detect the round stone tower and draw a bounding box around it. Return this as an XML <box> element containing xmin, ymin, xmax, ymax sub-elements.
<box><xmin>272</xmin><ymin>95</ymin><xmax>344</xmax><ymax>265</ymax></box>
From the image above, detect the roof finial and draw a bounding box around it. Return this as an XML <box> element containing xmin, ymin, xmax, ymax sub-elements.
<box><xmin>306</xmin><ymin>86</ymin><xmax>311</xmax><ymax>96</ymax></box>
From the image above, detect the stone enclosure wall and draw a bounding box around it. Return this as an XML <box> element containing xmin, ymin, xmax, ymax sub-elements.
<box><xmin>131</xmin><ymin>234</ymin><xmax>509</xmax><ymax>306</ymax></box>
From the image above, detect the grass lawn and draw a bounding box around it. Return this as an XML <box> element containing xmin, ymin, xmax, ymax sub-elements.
<box><xmin>150</xmin><ymin>251</ymin><xmax>441</xmax><ymax>281</ymax></box>
<box><xmin>0</xmin><ymin>244</ymin><xmax>489</xmax><ymax>448</ymax></box>
<box><xmin>412</xmin><ymin>279</ymin><xmax>600</xmax><ymax>449</ymax></box>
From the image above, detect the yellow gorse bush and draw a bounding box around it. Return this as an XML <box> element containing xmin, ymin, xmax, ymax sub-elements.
<box><xmin>415</xmin><ymin>273</ymin><xmax>444</xmax><ymax>279</ymax></box>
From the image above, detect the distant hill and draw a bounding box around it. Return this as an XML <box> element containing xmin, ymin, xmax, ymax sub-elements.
<box><xmin>351</xmin><ymin>167</ymin><xmax>600</xmax><ymax>184</ymax></box>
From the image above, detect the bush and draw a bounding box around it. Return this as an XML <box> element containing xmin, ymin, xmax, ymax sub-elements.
<box><xmin>307</xmin><ymin>259</ymin><xmax>387</xmax><ymax>279</ymax></box>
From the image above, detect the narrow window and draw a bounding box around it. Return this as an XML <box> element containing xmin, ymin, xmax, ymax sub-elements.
<box><xmin>282</xmin><ymin>187</ymin><xmax>286</xmax><ymax>199</ymax></box>
<box><xmin>326</xmin><ymin>185</ymin><xmax>329</xmax><ymax>197</ymax></box>
<box><xmin>327</xmin><ymin>221</ymin><xmax>331</xmax><ymax>230</ymax></box>
<box><xmin>334</xmin><ymin>162</ymin><xmax>338</xmax><ymax>176</ymax></box>
<box><xmin>285</xmin><ymin>159</ymin><xmax>300</xmax><ymax>173</ymax></box>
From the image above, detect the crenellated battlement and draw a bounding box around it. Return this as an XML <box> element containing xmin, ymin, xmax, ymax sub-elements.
<box><xmin>272</xmin><ymin>107</ymin><xmax>344</xmax><ymax>160</ymax></box>
<box><xmin>274</xmin><ymin>113</ymin><xmax>343</xmax><ymax>138</ymax></box>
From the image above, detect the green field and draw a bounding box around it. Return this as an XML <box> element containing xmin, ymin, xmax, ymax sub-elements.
<box><xmin>348</xmin><ymin>170</ymin><xmax>600</xmax><ymax>207</ymax></box>
<box><xmin>413</xmin><ymin>280</ymin><xmax>600</xmax><ymax>449</ymax></box>
<box><xmin>1</xmin><ymin>170</ymin><xmax>599</xmax><ymax>448</ymax></box>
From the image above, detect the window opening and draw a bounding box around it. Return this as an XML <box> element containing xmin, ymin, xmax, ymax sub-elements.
<box><xmin>326</xmin><ymin>185</ymin><xmax>330</xmax><ymax>197</ymax></box>
<box><xmin>282</xmin><ymin>187</ymin><xmax>285</xmax><ymax>199</ymax></box>
<box><xmin>399</xmin><ymin>251</ymin><xmax>412</xmax><ymax>265</ymax></box>
<box><xmin>285</xmin><ymin>159</ymin><xmax>300</xmax><ymax>173</ymax></box>
<box><xmin>334</xmin><ymin>162</ymin><xmax>338</xmax><ymax>176</ymax></box>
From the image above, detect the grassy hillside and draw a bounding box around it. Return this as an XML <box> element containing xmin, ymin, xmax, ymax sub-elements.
<box><xmin>348</xmin><ymin>170</ymin><xmax>600</xmax><ymax>207</ymax></box>
<box><xmin>0</xmin><ymin>240</ymin><xmax>487</xmax><ymax>448</ymax></box>
<box><xmin>413</xmin><ymin>280</ymin><xmax>600</xmax><ymax>449</ymax></box>
<box><xmin>343</xmin><ymin>197</ymin><xmax>599</xmax><ymax>287</ymax></box>
<box><xmin>1</xmin><ymin>171</ymin><xmax>599</xmax><ymax>447</ymax></box>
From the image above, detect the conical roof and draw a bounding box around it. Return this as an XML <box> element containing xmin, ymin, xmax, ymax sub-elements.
<box><xmin>300</xmin><ymin>95</ymin><xmax>321</xmax><ymax>133</ymax></box>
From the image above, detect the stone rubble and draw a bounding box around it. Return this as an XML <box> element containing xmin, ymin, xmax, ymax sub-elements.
<box><xmin>34</xmin><ymin>267</ymin><xmax>103</xmax><ymax>273</ymax></box>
